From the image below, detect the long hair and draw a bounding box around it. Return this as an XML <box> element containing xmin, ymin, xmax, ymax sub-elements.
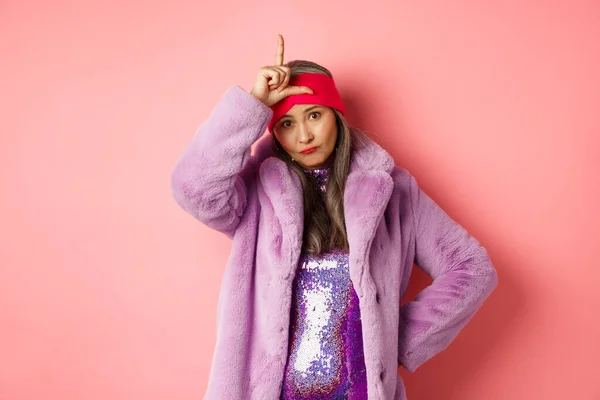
<box><xmin>271</xmin><ymin>60</ymin><xmax>370</xmax><ymax>255</ymax></box>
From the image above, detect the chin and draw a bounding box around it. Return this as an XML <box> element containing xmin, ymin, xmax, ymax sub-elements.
<box><xmin>301</xmin><ymin>156</ymin><xmax>330</xmax><ymax>169</ymax></box>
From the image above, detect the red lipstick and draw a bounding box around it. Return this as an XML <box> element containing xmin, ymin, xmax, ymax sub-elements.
<box><xmin>300</xmin><ymin>146</ymin><xmax>318</xmax><ymax>154</ymax></box>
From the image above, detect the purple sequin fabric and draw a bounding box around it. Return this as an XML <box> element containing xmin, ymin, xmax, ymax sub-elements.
<box><xmin>280</xmin><ymin>165</ymin><xmax>368</xmax><ymax>400</ymax></box>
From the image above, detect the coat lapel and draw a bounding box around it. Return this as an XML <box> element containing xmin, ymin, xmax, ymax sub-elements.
<box><xmin>343</xmin><ymin>168</ymin><xmax>394</xmax><ymax>296</ymax></box>
<box><xmin>257</xmin><ymin>156</ymin><xmax>304</xmax><ymax>280</ymax></box>
<box><xmin>255</xmin><ymin>134</ymin><xmax>395</xmax><ymax>290</ymax></box>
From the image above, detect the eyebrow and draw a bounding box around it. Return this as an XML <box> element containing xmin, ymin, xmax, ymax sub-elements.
<box><xmin>281</xmin><ymin>105</ymin><xmax>322</xmax><ymax>119</ymax></box>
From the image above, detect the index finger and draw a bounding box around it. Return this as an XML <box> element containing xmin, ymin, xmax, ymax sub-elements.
<box><xmin>274</xmin><ymin>34</ymin><xmax>284</xmax><ymax>66</ymax></box>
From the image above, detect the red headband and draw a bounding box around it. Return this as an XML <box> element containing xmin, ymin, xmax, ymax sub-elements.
<box><xmin>268</xmin><ymin>73</ymin><xmax>345</xmax><ymax>133</ymax></box>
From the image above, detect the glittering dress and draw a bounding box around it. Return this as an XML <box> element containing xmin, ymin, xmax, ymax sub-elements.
<box><xmin>280</xmin><ymin>165</ymin><xmax>368</xmax><ymax>400</ymax></box>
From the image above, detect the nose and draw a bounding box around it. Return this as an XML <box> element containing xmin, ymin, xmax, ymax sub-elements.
<box><xmin>297</xmin><ymin>121</ymin><xmax>314</xmax><ymax>144</ymax></box>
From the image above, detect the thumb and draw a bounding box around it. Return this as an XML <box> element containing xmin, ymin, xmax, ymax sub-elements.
<box><xmin>280</xmin><ymin>85</ymin><xmax>313</xmax><ymax>98</ymax></box>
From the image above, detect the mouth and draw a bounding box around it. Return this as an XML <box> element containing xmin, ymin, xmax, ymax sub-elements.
<box><xmin>300</xmin><ymin>146</ymin><xmax>318</xmax><ymax>154</ymax></box>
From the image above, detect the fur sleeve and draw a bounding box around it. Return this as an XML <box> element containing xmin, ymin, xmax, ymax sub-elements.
<box><xmin>398</xmin><ymin>175</ymin><xmax>498</xmax><ymax>372</ymax></box>
<box><xmin>170</xmin><ymin>85</ymin><xmax>272</xmax><ymax>238</ymax></box>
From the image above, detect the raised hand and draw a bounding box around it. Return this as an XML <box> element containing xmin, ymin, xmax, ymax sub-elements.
<box><xmin>250</xmin><ymin>34</ymin><xmax>313</xmax><ymax>107</ymax></box>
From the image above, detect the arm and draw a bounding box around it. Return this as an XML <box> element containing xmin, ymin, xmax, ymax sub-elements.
<box><xmin>397</xmin><ymin>175</ymin><xmax>499</xmax><ymax>372</ymax></box>
<box><xmin>170</xmin><ymin>85</ymin><xmax>273</xmax><ymax>238</ymax></box>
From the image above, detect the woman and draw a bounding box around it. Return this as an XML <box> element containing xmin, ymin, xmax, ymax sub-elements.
<box><xmin>170</xmin><ymin>34</ymin><xmax>498</xmax><ymax>400</ymax></box>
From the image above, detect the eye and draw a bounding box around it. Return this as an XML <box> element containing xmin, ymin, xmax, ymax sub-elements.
<box><xmin>281</xmin><ymin>120</ymin><xmax>292</xmax><ymax>128</ymax></box>
<box><xmin>309</xmin><ymin>112</ymin><xmax>320</xmax><ymax>119</ymax></box>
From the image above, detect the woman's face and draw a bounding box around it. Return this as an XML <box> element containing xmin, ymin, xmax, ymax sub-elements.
<box><xmin>273</xmin><ymin>104</ymin><xmax>338</xmax><ymax>169</ymax></box>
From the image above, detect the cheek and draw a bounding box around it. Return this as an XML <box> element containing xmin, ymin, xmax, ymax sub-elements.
<box><xmin>276</xmin><ymin>133</ymin><xmax>295</xmax><ymax>152</ymax></box>
<box><xmin>319</xmin><ymin>116</ymin><xmax>338</xmax><ymax>144</ymax></box>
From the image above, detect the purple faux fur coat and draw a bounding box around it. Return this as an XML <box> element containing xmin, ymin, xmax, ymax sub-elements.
<box><xmin>170</xmin><ymin>85</ymin><xmax>498</xmax><ymax>399</ymax></box>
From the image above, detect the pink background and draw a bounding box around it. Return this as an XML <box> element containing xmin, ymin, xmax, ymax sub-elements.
<box><xmin>1</xmin><ymin>0</ymin><xmax>599</xmax><ymax>399</ymax></box>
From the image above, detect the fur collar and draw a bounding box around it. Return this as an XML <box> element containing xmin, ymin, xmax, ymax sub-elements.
<box><xmin>252</xmin><ymin>133</ymin><xmax>396</xmax><ymax>292</ymax></box>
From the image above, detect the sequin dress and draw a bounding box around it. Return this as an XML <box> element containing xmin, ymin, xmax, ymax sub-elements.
<box><xmin>280</xmin><ymin>165</ymin><xmax>368</xmax><ymax>400</ymax></box>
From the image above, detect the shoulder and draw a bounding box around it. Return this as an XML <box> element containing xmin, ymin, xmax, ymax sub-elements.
<box><xmin>390</xmin><ymin>165</ymin><xmax>416</xmax><ymax>192</ymax></box>
<box><xmin>389</xmin><ymin>166</ymin><xmax>420</xmax><ymax>224</ymax></box>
